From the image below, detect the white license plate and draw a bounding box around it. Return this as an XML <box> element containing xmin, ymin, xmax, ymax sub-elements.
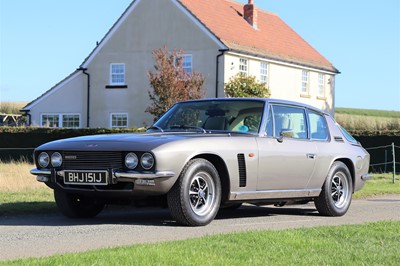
<box><xmin>63</xmin><ymin>170</ymin><xmax>108</xmax><ymax>185</ymax></box>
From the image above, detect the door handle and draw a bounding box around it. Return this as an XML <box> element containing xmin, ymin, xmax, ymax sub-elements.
<box><xmin>307</xmin><ymin>154</ymin><xmax>316</xmax><ymax>160</ymax></box>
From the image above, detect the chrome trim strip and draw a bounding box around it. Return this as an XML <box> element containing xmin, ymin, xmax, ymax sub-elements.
<box><xmin>361</xmin><ymin>174</ymin><xmax>373</xmax><ymax>181</ymax></box>
<box><xmin>113</xmin><ymin>171</ymin><xmax>176</xmax><ymax>180</ymax></box>
<box><xmin>30</xmin><ymin>168</ymin><xmax>51</xmax><ymax>176</ymax></box>
<box><xmin>230</xmin><ymin>188</ymin><xmax>321</xmax><ymax>200</ymax></box>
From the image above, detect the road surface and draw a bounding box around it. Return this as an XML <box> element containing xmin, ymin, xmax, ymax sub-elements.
<box><xmin>1</xmin><ymin>195</ymin><xmax>399</xmax><ymax>261</ymax></box>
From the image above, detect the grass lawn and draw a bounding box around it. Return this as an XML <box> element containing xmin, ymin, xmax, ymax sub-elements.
<box><xmin>1</xmin><ymin>220</ymin><xmax>399</xmax><ymax>265</ymax></box>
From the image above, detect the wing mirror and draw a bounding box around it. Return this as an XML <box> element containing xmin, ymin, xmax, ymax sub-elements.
<box><xmin>277</xmin><ymin>130</ymin><xmax>293</xmax><ymax>143</ymax></box>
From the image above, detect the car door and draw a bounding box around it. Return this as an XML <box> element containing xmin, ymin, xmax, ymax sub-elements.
<box><xmin>256</xmin><ymin>105</ymin><xmax>317</xmax><ymax>191</ymax></box>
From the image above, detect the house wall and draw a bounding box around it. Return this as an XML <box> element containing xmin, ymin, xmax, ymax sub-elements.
<box><xmin>85</xmin><ymin>0</ymin><xmax>223</xmax><ymax>128</ymax></box>
<box><xmin>222</xmin><ymin>53</ymin><xmax>335</xmax><ymax>115</ymax></box>
<box><xmin>27</xmin><ymin>73</ymin><xmax>87</xmax><ymax>127</ymax></box>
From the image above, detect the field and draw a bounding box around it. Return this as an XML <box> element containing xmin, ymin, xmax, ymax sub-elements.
<box><xmin>335</xmin><ymin>107</ymin><xmax>400</xmax><ymax>131</ymax></box>
<box><xmin>0</xmin><ymin>102</ymin><xmax>27</xmax><ymax>114</ymax></box>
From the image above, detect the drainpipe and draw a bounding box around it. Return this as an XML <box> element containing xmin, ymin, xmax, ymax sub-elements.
<box><xmin>77</xmin><ymin>67</ymin><xmax>90</xmax><ymax>128</ymax></box>
<box><xmin>215</xmin><ymin>49</ymin><xmax>229</xmax><ymax>98</ymax></box>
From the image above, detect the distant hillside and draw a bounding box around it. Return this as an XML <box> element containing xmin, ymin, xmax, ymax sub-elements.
<box><xmin>0</xmin><ymin>102</ymin><xmax>27</xmax><ymax>114</ymax></box>
<box><xmin>336</xmin><ymin>107</ymin><xmax>400</xmax><ymax>119</ymax></box>
<box><xmin>335</xmin><ymin>108</ymin><xmax>400</xmax><ymax>131</ymax></box>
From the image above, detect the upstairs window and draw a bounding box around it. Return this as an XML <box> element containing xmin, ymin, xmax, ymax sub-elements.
<box><xmin>301</xmin><ymin>70</ymin><xmax>309</xmax><ymax>95</ymax></box>
<box><xmin>111</xmin><ymin>113</ymin><xmax>128</xmax><ymax>128</ymax></box>
<box><xmin>260</xmin><ymin>62</ymin><xmax>268</xmax><ymax>85</ymax></box>
<box><xmin>110</xmin><ymin>63</ymin><xmax>125</xmax><ymax>85</ymax></box>
<box><xmin>239</xmin><ymin>58</ymin><xmax>248</xmax><ymax>76</ymax></box>
<box><xmin>318</xmin><ymin>73</ymin><xmax>325</xmax><ymax>98</ymax></box>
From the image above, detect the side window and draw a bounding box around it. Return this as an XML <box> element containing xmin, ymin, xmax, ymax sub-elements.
<box><xmin>309</xmin><ymin>111</ymin><xmax>329</xmax><ymax>141</ymax></box>
<box><xmin>272</xmin><ymin>105</ymin><xmax>307</xmax><ymax>139</ymax></box>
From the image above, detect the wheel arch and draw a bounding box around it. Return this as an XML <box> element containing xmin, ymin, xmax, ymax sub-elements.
<box><xmin>334</xmin><ymin>158</ymin><xmax>355</xmax><ymax>192</ymax></box>
<box><xmin>192</xmin><ymin>153</ymin><xmax>231</xmax><ymax>203</ymax></box>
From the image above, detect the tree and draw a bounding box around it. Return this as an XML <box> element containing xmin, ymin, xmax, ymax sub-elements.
<box><xmin>146</xmin><ymin>46</ymin><xmax>205</xmax><ymax>121</ymax></box>
<box><xmin>224</xmin><ymin>73</ymin><xmax>271</xmax><ymax>98</ymax></box>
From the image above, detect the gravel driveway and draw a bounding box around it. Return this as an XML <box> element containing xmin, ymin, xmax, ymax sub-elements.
<box><xmin>1</xmin><ymin>195</ymin><xmax>399</xmax><ymax>261</ymax></box>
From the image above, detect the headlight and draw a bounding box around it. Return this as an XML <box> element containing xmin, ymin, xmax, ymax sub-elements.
<box><xmin>141</xmin><ymin>153</ymin><xmax>154</xmax><ymax>170</ymax></box>
<box><xmin>125</xmin><ymin>152</ymin><xmax>139</xmax><ymax>169</ymax></box>
<box><xmin>51</xmin><ymin>152</ymin><xmax>63</xmax><ymax>167</ymax></box>
<box><xmin>38</xmin><ymin>152</ymin><xmax>50</xmax><ymax>168</ymax></box>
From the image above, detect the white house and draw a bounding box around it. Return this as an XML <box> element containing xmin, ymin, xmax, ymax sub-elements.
<box><xmin>22</xmin><ymin>0</ymin><xmax>339</xmax><ymax>128</ymax></box>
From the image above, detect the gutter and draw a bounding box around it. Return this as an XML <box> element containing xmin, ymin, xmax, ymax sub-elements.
<box><xmin>215</xmin><ymin>49</ymin><xmax>229</xmax><ymax>98</ymax></box>
<box><xmin>77</xmin><ymin>67</ymin><xmax>90</xmax><ymax>128</ymax></box>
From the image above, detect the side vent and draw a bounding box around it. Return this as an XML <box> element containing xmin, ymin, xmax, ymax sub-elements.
<box><xmin>237</xmin><ymin>153</ymin><xmax>247</xmax><ymax>187</ymax></box>
<box><xmin>334</xmin><ymin>136</ymin><xmax>344</xmax><ymax>142</ymax></box>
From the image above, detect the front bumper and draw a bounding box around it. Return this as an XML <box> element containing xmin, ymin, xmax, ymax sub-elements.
<box><xmin>30</xmin><ymin>168</ymin><xmax>175</xmax><ymax>183</ymax></box>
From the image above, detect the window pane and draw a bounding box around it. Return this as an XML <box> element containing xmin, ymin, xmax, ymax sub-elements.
<box><xmin>110</xmin><ymin>64</ymin><xmax>125</xmax><ymax>84</ymax></box>
<box><xmin>41</xmin><ymin>115</ymin><xmax>59</xmax><ymax>128</ymax></box>
<box><xmin>318</xmin><ymin>73</ymin><xmax>325</xmax><ymax>97</ymax></box>
<box><xmin>301</xmin><ymin>70</ymin><xmax>309</xmax><ymax>94</ymax></box>
<box><xmin>62</xmin><ymin>115</ymin><xmax>80</xmax><ymax>128</ymax></box>
<box><xmin>239</xmin><ymin>58</ymin><xmax>248</xmax><ymax>76</ymax></box>
<box><xmin>260</xmin><ymin>62</ymin><xmax>268</xmax><ymax>84</ymax></box>
<box><xmin>111</xmin><ymin>113</ymin><xmax>128</xmax><ymax>128</ymax></box>
<box><xmin>272</xmin><ymin>105</ymin><xmax>307</xmax><ymax>139</ymax></box>
<box><xmin>309</xmin><ymin>111</ymin><xmax>328</xmax><ymax>140</ymax></box>
<box><xmin>182</xmin><ymin>55</ymin><xmax>192</xmax><ymax>74</ymax></box>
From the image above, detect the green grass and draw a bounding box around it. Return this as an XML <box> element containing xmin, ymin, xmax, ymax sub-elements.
<box><xmin>354</xmin><ymin>173</ymin><xmax>400</xmax><ymax>199</ymax></box>
<box><xmin>2</xmin><ymin>221</ymin><xmax>399</xmax><ymax>265</ymax></box>
<box><xmin>336</xmin><ymin>107</ymin><xmax>400</xmax><ymax>118</ymax></box>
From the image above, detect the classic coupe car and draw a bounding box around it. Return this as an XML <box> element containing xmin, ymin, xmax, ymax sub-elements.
<box><xmin>31</xmin><ymin>98</ymin><xmax>371</xmax><ymax>226</ymax></box>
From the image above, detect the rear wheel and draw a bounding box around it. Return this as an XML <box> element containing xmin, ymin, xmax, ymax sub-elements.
<box><xmin>167</xmin><ymin>158</ymin><xmax>221</xmax><ymax>226</ymax></box>
<box><xmin>54</xmin><ymin>190</ymin><xmax>105</xmax><ymax>218</ymax></box>
<box><xmin>315</xmin><ymin>161</ymin><xmax>353</xmax><ymax>216</ymax></box>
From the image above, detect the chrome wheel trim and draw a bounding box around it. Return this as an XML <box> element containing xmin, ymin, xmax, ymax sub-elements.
<box><xmin>188</xmin><ymin>171</ymin><xmax>216</xmax><ymax>216</ymax></box>
<box><xmin>331</xmin><ymin>171</ymin><xmax>350</xmax><ymax>209</ymax></box>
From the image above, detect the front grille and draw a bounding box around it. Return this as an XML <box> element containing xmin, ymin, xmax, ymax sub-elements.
<box><xmin>62</xmin><ymin>151</ymin><xmax>123</xmax><ymax>170</ymax></box>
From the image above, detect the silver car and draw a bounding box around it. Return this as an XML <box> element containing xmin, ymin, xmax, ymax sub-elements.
<box><xmin>31</xmin><ymin>98</ymin><xmax>371</xmax><ymax>226</ymax></box>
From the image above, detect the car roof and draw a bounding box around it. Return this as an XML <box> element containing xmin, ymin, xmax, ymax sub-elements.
<box><xmin>179</xmin><ymin>98</ymin><xmax>329</xmax><ymax>116</ymax></box>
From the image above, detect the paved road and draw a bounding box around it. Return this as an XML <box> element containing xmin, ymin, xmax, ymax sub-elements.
<box><xmin>1</xmin><ymin>195</ymin><xmax>399</xmax><ymax>261</ymax></box>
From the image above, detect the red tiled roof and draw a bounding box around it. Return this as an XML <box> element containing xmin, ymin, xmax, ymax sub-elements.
<box><xmin>179</xmin><ymin>0</ymin><xmax>338</xmax><ymax>73</ymax></box>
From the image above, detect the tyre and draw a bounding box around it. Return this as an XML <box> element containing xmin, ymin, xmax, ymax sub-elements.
<box><xmin>314</xmin><ymin>161</ymin><xmax>353</xmax><ymax>216</ymax></box>
<box><xmin>54</xmin><ymin>190</ymin><xmax>105</xmax><ymax>218</ymax></box>
<box><xmin>167</xmin><ymin>158</ymin><xmax>221</xmax><ymax>226</ymax></box>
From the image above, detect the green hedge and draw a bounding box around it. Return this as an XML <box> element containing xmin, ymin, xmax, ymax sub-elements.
<box><xmin>0</xmin><ymin>127</ymin><xmax>145</xmax><ymax>162</ymax></box>
<box><xmin>1</xmin><ymin>128</ymin><xmax>398</xmax><ymax>173</ymax></box>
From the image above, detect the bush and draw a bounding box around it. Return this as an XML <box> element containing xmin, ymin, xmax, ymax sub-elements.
<box><xmin>224</xmin><ymin>74</ymin><xmax>270</xmax><ymax>98</ymax></box>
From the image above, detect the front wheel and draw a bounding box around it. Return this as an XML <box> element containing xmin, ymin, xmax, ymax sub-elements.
<box><xmin>314</xmin><ymin>161</ymin><xmax>353</xmax><ymax>216</ymax></box>
<box><xmin>54</xmin><ymin>190</ymin><xmax>105</xmax><ymax>218</ymax></box>
<box><xmin>167</xmin><ymin>158</ymin><xmax>221</xmax><ymax>226</ymax></box>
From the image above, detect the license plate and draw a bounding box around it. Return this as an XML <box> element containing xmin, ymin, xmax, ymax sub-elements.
<box><xmin>63</xmin><ymin>170</ymin><xmax>108</xmax><ymax>185</ymax></box>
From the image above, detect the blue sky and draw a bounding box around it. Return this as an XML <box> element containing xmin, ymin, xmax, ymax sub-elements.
<box><xmin>1</xmin><ymin>0</ymin><xmax>399</xmax><ymax>111</ymax></box>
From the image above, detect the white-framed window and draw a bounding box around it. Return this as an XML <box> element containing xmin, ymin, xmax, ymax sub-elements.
<box><xmin>110</xmin><ymin>113</ymin><xmax>128</xmax><ymax>128</ymax></box>
<box><xmin>182</xmin><ymin>54</ymin><xmax>192</xmax><ymax>74</ymax></box>
<box><xmin>260</xmin><ymin>62</ymin><xmax>268</xmax><ymax>85</ymax></box>
<box><xmin>41</xmin><ymin>114</ymin><xmax>80</xmax><ymax>128</ymax></box>
<box><xmin>301</xmin><ymin>70</ymin><xmax>309</xmax><ymax>94</ymax></box>
<box><xmin>239</xmin><ymin>58</ymin><xmax>248</xmax><ymax>76</ymax></box>
<box><xmin>318</xmin><ymin>73</ymin><xmax>325</xmax><ymax>98</ymax></box>
<box><xmin>110</xmin><ymin>63</ymin><xmax>125</xmax><ymax>85</ymax></box>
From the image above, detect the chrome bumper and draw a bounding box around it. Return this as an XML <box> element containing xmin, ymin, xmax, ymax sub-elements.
<box><xmin>361</xmin><ymin>173</ymin><xmax>373</xmax><ymax>181</ymax></box>
<box><xmin>30</xmin><ymin>168</ymin><xmax>176</xmax><ymax>183</ymax></box>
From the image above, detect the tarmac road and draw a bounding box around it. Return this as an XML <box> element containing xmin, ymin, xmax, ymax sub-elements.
<box><xmin>1</xmin><ymin>195</ymin><xmax>399</xmax><ymax>261</ymax></box>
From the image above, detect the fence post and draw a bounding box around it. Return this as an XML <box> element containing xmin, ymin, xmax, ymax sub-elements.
<box><xmin>393</xmin><ymin>143</ymin><xmax>396</xmax><ymax>184</ymax></box>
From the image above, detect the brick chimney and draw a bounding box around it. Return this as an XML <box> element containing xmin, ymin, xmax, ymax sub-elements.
<box><xmin>244</xmin><ymin>0</ymin><xmax>258</xmax><ymax>29</ymax></box>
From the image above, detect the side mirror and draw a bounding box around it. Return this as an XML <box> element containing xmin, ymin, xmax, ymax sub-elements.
<box><xmin>277</xmin><ymin>130</ymin><xmax>293</xmax><ymax>143</ymax></box>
